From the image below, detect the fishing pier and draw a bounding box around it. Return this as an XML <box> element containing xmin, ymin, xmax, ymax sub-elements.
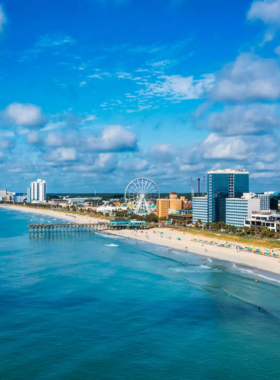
<box><xmin>29</xmin><ymin>223</ymin><xmax>110</xmax><ymax>233</ymax></box>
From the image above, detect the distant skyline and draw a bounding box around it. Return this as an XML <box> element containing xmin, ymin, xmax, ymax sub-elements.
<box><xmin>1</xmin><ymin>0</ymin><xmax>280</xmax><ymax>193</ymax></box>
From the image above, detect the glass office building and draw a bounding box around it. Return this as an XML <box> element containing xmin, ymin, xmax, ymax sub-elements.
<box><xmin>208</xmin><ymin>169</ymin><xmax>249</xmax><ymax>223</ymax></box>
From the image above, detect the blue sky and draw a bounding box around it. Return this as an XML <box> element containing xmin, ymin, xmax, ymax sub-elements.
<box><xmin>1</xmin><ymin>0</ymin><xmax>280</xmax><ymax>193</ymax></box>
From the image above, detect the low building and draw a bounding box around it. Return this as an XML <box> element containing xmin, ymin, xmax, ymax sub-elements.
<box><xmin>48</xmin><ymin>199</ymin><xmax>69</xmax><ymax>206</ymax></box>
<box><xmin>129</xmin><ymin>220</ymin><xmax>147</xmax><ymax>228</ymax></box>
<box><xmin>192</xmin><ymin>196</ymin><xmax>208</xmax><ymax>223</ymax></box>
<box><xmin>110</xmin><ymin>218</ymin><xmax>130</xmax><ymax>227</ymax></box>
<box><xmin>97</xmin><ymin>205</ymin><xmax>127</xmax><ymax>214</ymax></box>
<box><xmin>184</xmin><ymin>200</ymin><xmax>192</xmax><ymax>209</ymax></box>
<box><xmin>14</xmin><ymin>194</ymin><xmax>25</xmax><ymax>203</ymax></box>
<box><xmin>64</xmin><ymin>197</ymin><xmax>102</xmax><ymax>203</ymax></box>
<box><xmin>226</xmin><ymin>193</ymin><xmax>260</xmax><ymax>227</ymax></box>
<box><xmin>109</xmin><ymin>218</ymin><xmax>146</xmax><ymax>228</ymax></box>
<box><xmin>245</xmin><ymin>211</ymin><xmax>280</xmax><ymax>232</ymax></box>
<box><xmin>168</xmin><ymin>213</ymin><xmax>192</xmax><ymax>224</ymax></box>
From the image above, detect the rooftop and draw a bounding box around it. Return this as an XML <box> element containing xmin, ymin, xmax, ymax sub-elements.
<box><xmin>207</xmin><ymin>169</ymin><xmax>249</xmax><ymax>174</ymax></box>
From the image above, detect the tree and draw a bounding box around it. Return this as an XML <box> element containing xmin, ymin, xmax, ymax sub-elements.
<box><xmin>145</xmin><ymin>214</ymin><xmax>159</xmax><ymax>223</ymax></box>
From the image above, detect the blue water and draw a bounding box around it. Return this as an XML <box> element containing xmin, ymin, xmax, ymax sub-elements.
<box><xmin>1</xmin><ymin>208</ymin><xmax>280</xmax><ymax>379</ymax></box>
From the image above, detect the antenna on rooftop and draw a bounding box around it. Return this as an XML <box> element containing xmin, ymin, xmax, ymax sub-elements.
<box><xmin>198</xmin><ymin>178</ymin><xmax>200</xmax><ymax>197</ymax></box>
<box><xmin>202</xmin><ymin>176</ymin><xmax>205</xmax><ymax>194</ymax></box>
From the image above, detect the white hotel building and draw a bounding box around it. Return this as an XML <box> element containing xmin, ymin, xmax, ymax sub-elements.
<box><xmin>225</xmin><ymin>193</ymin><xmax>261</xmax><ymax>228</ymax></box>
<box><xmin>30</xmin><ymin>179</ymin><xmax>47</xmax><ymax>203</ymax></box>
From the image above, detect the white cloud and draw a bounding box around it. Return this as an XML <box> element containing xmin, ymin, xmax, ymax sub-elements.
<box><xmin>41</xmin><ymin>121</ymin><xmax>66</xmax><ymax>131</ymax></box>
<box><xmin>44</xmin><ymin>132</ymin><xmax>64</xmax><ymax>147</ymax></box>
<box><xmin>207</xmin><ymin>104</ymin><xmax>280</xmax><ymax>135</ymax></box>
<box><xmin>0</xmin><ymin>5</ymin><xmax>7</xmax><ymax>32</ymax></box>
<box><xmin>117</xmin><ymin>72</ymin><xmax>133</xmax><ymax>79</ymax></box>
<box><xmin>212</xmin><ymin>53</ymin><xmax>280</xmax><ymax>102</ymax></box>
<box><xmin>36</xmin><ymin>34</ymin><xmax>76</xmax><ymax>48</ymax></box>
<box><xmin>82</xmin><ymin>114</ymin><xmax>97</xmax><ymax>123</ymax></box>
<box><xmin>247</xmin><ymin>0</ymin><xmax>280</xmax><ymax>43</ymax></box>
<box><xmin>3</xmin><ymin>103</ymin><xmax>46</xmax><ymax>127</ymax></box>
<box><xmin>0</xmin><ymin>151</ymin><xmax>5</xmax><ymax>162</ymax></box>
<box><xmin>87</xmin><ymin>125</ymin><xmax>138</xmax><ymax>152</ymax></box>
<box><xmin>248</xmin><ymin>0</ymin><xmax>280</xmax><ymax>26</ymax></box>
<box><xmin>0</xmin><ymin>139</ymin><xmax>14</xmax><ymax>150</ymax></box>
<box><xmin>149</xmin><ymin>144</ymin><xmax>176</xmax><ymax>162</ymax></box>
<box><xmin>27</xmin><ymin>131</ymin><xmax>40</xmax><ymax>144</ymax></box>
<box><xmin>142</xmin><ymin>74</ymin><xmax>215</xmax><ymax>100</ymax></box>
<box><xmin>48</xmin><ymin>148</ymin><xmax>77</xmax><ymax>161</ymax></box>
<box><xmin>202</xmin><ymin>133</ymin><xmax>249</xmax><ymax>160</ymax></box>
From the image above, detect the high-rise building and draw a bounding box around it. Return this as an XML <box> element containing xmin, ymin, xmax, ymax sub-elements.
<box><xmin>208</xmin><ymin>169</ymin><xmax>249</xmax><ymax>223</ymax></box>
<box><xmin>0</xmin><ymin>190</ymin><xmax>8</xmax><ymax>199</ymax></box>
<box><xmin>30</xmin><ymin>179</ymin><xmax>47</xmax><ymax>203</ymax></box>
<box><xmin>258</xmin><ymin>192</ymin><xmax>278</xmax><ymax>211</ymax></box>
<box><xmin>27</xmin><ymin>187</ymin><xmax>31</xmax><ymax>203</ymax></box>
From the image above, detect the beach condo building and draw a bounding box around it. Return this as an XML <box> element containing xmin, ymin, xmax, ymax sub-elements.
<box><xmin>30</xmin><ymin>179</ymin><xmax>47</xmax><ymax>203</ymax></box>
<box><xmin>192</xmin><ymin>196</ymin><xmax>208</xmax><ymax>223</ymax></box>
<box><xmin>208</xmin><ymin>169</ymin><xmax>249</xmax><ymax>223</ymax></box>
<box><xmin>226</xmin><ymin>193</ymin><xmax>260</xmax><ymax>227</ymax></box>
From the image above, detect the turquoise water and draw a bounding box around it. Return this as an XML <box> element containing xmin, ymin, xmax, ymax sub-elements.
<box><xmin>1</xmin><ymin>209</ymin><xmax>280</xmax><ymax>379</ymax></box>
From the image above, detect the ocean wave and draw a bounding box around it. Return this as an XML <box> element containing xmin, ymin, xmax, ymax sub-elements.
<box><xmin>232</xmin><ymin>264</ymin><xmax>280</xmax><ymax>284</ymax></box>
<box><xmin>169</xmin><ymin>266</ymin><xmax>213</xmax><ymax>274</ymax></box>
<box><xmin>233</xmin><ymin>265</ymin><xmax>255</xmax><ymax>275</ymax></box>
<box><xmin>105</xmin><ymin>244</ymin><xmax>119</xmax><ymax>247</ymax></box>
<box><xmin>256</xmin><ymin>274</ymin><xmax>280</xmax><ymax>284</ymax></box>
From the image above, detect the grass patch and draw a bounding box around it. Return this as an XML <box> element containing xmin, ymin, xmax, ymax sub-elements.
<box><xmin>179</xmin><ymin>228</ymin><xmax>280</xmax><ymax>250</ymax></box>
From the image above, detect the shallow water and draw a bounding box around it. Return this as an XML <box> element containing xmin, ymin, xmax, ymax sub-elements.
<box><xmin>1</xmin><ymin>208</ymin><xmax>280</xmax><ymax>379</ymax></box>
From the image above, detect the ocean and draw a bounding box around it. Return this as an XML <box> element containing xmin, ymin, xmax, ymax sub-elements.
<box><xmin>1</xmin><ymin>208</ymin><xmax>280</xmax><ymax>379</ymax></box>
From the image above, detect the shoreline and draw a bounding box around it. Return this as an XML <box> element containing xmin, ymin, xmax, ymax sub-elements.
<box><xmin>2</xmin><ymin>204</ymin><xmax>280</xmax><ymax>276</ymax></box>
<box><xmin>105</xmin><ymin>230</ymin><xmax>280</xmax><ymax>277</ymax></box>
<box><xmin>0</xmin><ymin>204</ymin><xmax>108</xmax><ymax>225</ymax></box>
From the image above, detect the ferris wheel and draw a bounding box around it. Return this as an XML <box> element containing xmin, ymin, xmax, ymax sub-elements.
<box><xmin>125</xmin><ymin>177</ymin><xmax>160</xmax><ymax>214</ymax></box>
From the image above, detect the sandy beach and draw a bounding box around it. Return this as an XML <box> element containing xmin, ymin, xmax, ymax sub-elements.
<box><xmin>2</xmin><ymin>204</ymin><xmax>280</xmax><ymax>276</ymax></box>
<box><xmin>108</xmin><ymin>228</ymin><xmax>280</xmax><ymax>275</ymax></box>
<box><xmin>0</xmin><ymin>204</ymin><xmax>108</xmax><ymax>225</ymax></box>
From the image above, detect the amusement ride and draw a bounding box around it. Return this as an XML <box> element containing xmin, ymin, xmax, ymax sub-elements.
<box><xmin>124</xmin><ymin>178</ymin><xmax>160</xmax><ymax>214</ymax></box>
